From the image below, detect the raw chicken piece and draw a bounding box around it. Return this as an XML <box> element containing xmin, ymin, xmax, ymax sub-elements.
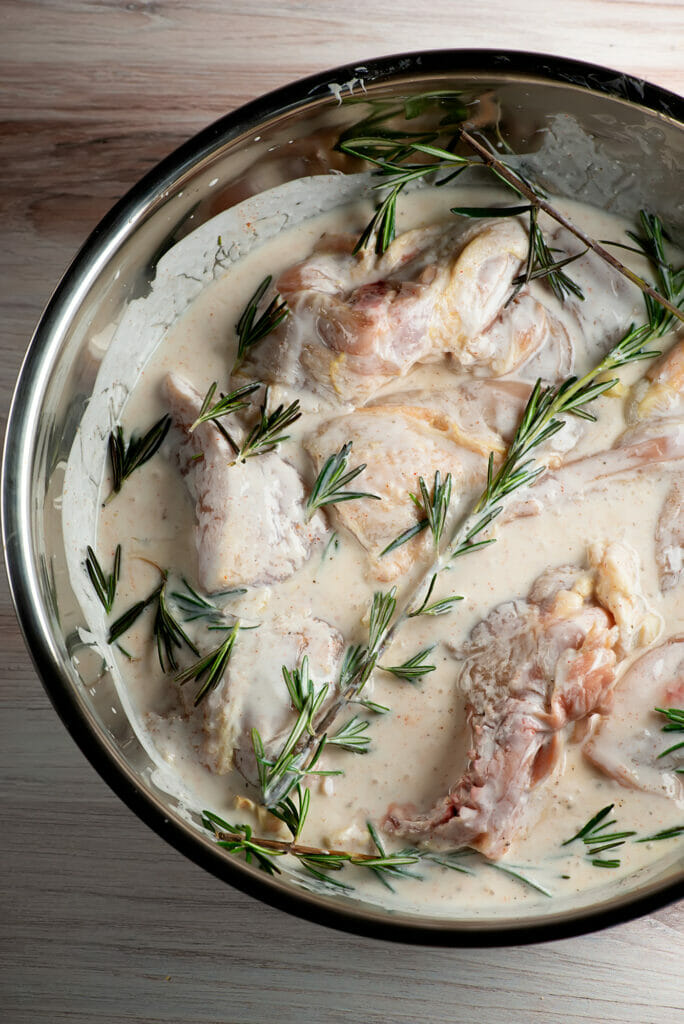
<box><xmin>202</xmin><ymin>615</ymin><xmax>344</xmax><ymax>783</ymax></box>
<box><xmin>545</xmin><ymin>227</ymin><xmax>639</xmax><ymax>367</ymax></box>
<box><xmin>305</xmin><ymin>403</ymin><xmax>486</xmax><ymax>580</ymax></box>
<box><xmin>502</xmin><ymin>427</ymin><xmax>684</xmax><ymax>524</ymax></box>
<box><xmin>627</xmin><ymin>338</ymin><xmax>684</xmax><ymax>424</ymax></box>
<box><xmin>501</xmin><ymin>341</ymin><xmax>684</xmax><ymax>523</ymax></box>
<box><xmin>371</xmin><ymin>378</ymin><xmax>533</xmax><ymax>456</ymax></box>
<box><xmin>385</xmin><ymin>550</ymin><xmax>652</xmax><ymax>858</ymax></box>
<box><xmin>306</xmin><ymin>377</ymin><xmax>582</xmax><ymax>581</ymax></box>
<box><xmin>655</xmin><ymin>480</ymin><xmax>684</xmax><ymax>591</ymax></box>
<box><xmin>468</xmin><ymin>291</ymin><xmax>574</xmax><ymax>381</ymax></box>
<box><xmin>587</xmin><ymin>541</ymin><xmax>662</xmax><ymax>655</ymax></box>
<box><xmin>584</xmin><ymin>638</ymin><xmax>684</xmax><ymax>802</ymax></box>
<box><xmin>164</xmin><ymin>373</ymin><xmax>326</xmax><ymax>592</ymax></box>
<box><xmin>237</xmin><ymin>218</ymin><xmax>529</xmax><ymax>406</ymax></box>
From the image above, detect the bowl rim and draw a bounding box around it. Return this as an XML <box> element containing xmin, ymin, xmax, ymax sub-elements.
<box><xmin>3</xmin><ymin>47</ymin><xmax>683</xmax><ymax>946</ymax></box>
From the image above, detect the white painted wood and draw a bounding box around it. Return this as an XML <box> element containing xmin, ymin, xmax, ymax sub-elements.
<box><xmin>1</xmin><ymin>3</ymin><xmax>682</xmax><ymax>1021</ymax></box>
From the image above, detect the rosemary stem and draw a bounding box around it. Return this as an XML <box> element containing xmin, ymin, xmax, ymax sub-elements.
<box><xmin>459</xmin><ymin>128</ymin><xmax>684</xmax><ymax>325</ymax></box>
<box><xmin>214</xmin><ymin>832</ymin><xmax>386</xmax><ymax>861</ymax></box>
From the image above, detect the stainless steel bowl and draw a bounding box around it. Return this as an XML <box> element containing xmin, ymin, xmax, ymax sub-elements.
<box><xmin>3</xmin><ymin>50</ymin><xmax>683</xmax><ymax>944</ymax></box>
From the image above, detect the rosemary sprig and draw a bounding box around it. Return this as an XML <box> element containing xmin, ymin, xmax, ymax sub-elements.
<box><xmin>338</xmin><ymin>643</ymin><xmax>367</xmax><ymax>690</ymax></box>
<box><xmin>339</xmin><ymin>100</ymin><xmax>684</xmax><ymax>321</ymax></box>
<box><xmin>174</xmin><ymin>619</ymin><xmax>241</xmax><ymax>706</ymax></box>
<box><xmin>380</xmin><ymin>470</ymin><xmax>452</xmax><ymax>556</ymax></box>
<box><xmin>349</xmin><ymin>156</ymin><xmax>470</xmax><ymax>254</ymax></box>
<box><xmin>107</xmin><ymin>570</ymin><xmax>199</xmax><ymax>672</ymax></box>
<box><xmin>236</xmin><ymin>387</ymin><xmax>301</xmax><ymax>460</ymax></box>
<box><xmin>454</xmin><ymin>128</ymin><xmax>684</xmax><ymax>323</ymax></box>
<box><xmin>105</xmin><ymin>414</ymin><xmax>171</xmax><ymax>503</ymax></box>
<box><xmin>367</xmin><ymin>587</ymin><xmax>398</xmax><ymax>659</ymax></box>
<box><xmin>447</xmin><ymin>313</ymin><xmax>664</xmax><ymax>564</ymax></box>
<box><xmin>517</xmin><ymin>206</ymin><xmax>584</xmax><ymax>302</ymax></box>
<box><xmin>306</xmin><ymin>442</ymin><xmax>380</xmax><ymax>520</ymax></box>
<box><xmin>281</xmin><ymin>657</ymin><xmax>330</xmax><ymax>739</ymax></box>
<box><xmin>255</xmin><ymin>589</ymin><xmax>396</xmax><ymax>807</ymax></box>
<box><xmin>203</xmin><ymin>804</ymin><xmax>554</xmax><ymax>897</ymax></box>
<box><xmin>380</xmin><ymin>645</ymin><xmax>436</xmax><ymax>683</ymax></box>
<box><xmin>85</xmin><ymin>544</ymin><xmax>121</xmax><ymax>613</ymax></box>
<box><xmin>417</xmin><ymin>471</ymin><xmax>452</xmax><ymax>548</ymax></box>
<box><xmin>655</xmin><ymin>706</ymin><xmax>684</xmax><ymax>760</ymax></box>
<box><xmin>254</xmin><ymin>671</ymin><xmax>332</xmax><ymax>803</ymax></box>
<box><xmin>626</xmin><ymin>211</ymin><xmax>684</xmax><ymax>336</ymax></box>
<box><xmin>202</xmin><ymin>809</ymin><xmax>421</xmax><ymax>890</ymax></box>
<box><xmin>189</xmin><ymin>381</ymin><xmax>261</xmax><ymax>433</ymax></box>
<box><xmin>234</xmin><ymin>275</ymin><xmax>288</xmax><ymax>371</ymax></box>
<box><xmin>170</xmin><ymin>578</ymin><xmax>246</xmax><ymax>624</ymax></box>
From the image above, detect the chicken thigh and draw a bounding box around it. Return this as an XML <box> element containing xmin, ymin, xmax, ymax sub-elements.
<box><xmin>385</xmin><ymin>547</ymin><xmax>656</xmax><ymax>858</ymax></box>
<box><xmin>236</xmin><ymin>219</ymin><xmax>532</xmax><ymax>407</ymax></box>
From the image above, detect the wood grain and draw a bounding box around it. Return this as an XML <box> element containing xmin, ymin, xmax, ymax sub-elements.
<box><xmin>1</xmin><ymin>3</ymin><xmax>682</xmax><ymax>1022</ymax></box>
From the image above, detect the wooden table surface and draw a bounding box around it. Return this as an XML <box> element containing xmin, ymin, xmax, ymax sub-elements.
<box><xmin>2</xmin><ymin>3</ymin><xmax>683</xmax><ymax>1022</ymax></box>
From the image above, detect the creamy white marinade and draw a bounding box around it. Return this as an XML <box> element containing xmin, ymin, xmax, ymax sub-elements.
<box><xmin>67</xmin><ymin>182</ymin><xmax>684</xmax><ymax>917</ymax></box>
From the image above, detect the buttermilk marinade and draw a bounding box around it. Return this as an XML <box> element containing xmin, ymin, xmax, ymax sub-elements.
<box><xmin>73</xmin><ymin>173</ymin><xmax>684</xmax><ymax>916</ymax></box>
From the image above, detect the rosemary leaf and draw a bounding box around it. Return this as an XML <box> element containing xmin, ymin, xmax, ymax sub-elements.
<box><xmin>452</xmin><ymin>204</ymin><xmax>531</xmax><ymax>218</ymax></box>
<box><xmin>380</xmin><ymin>519</ymin><xmax>428</xmax><ymax>557</ymax></box>
<box><xmin>488</xmin><ymin>862</ymin><xmax>553</xmax><ymax>898</ymax></box>
<box><xmin>320</xmin><ymin>532</ymin><xmax>340</xmax><ymax>562</ymax></box>
<box><xmin>562</xmin><ymin>805</ymin><xmax>615</xmax><ymax>846</ymax></box>
<box><xmin>351</xmin><ymin>697</ymin><xmax>391</xmax><ymax>715</ymax></box>
<box><xmin>635</xmin><ymin>826</ymin><xmax>684</xmax><ymax>843</ymax></box>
